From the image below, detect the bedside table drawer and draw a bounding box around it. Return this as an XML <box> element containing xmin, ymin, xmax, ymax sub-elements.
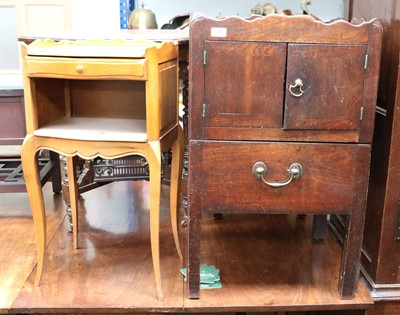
<box><xmin>25</xmin><ymin>57</ymin><xmax>147</xmax><ymax>80</ymax></box>
<box><xmin>191</xmin><ymin>140</ymin><xmax>370</xmax><ymax>214</ymax></box>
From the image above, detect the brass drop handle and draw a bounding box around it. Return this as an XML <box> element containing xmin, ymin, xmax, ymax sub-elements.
<box><xmin>76</xmin><ymin>65</ymin><xmax>84</xmax><ymax>73</ymax></box>
<box><xmin>289</xmin><ymin>78</ymin><xmax>305</xmax><ymax>97</ymax></box>
<box><xmin>252</xmin><ymin>162</ymin><xmax>303</xmax><ymax>188</ymax></box>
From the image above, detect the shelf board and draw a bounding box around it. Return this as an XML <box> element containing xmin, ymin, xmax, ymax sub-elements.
<box><xmin>34</xmin><ymin>117</ymin><xmax>147</xmax><ymax>142</ymax></box>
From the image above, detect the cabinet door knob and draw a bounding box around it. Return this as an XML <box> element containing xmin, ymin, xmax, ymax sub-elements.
<box><xmin>76</xmin><ymin>65</ymin><xmax>84</xmax><ymax>73</ymax></box>
<box><xmin>289</xmin><ymin>78</ymin><xmax>305</xmax><ymax>97</ymax></box>
<box><xmin>252</xmin><ymin>162</ymin><xmax>303</xmax><ymax>188</ymax></box>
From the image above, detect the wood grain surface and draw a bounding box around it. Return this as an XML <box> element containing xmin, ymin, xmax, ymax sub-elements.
<box><xmin>0</xmin><ymin>184</ymin><xmax>65</xmax><ymax>312</ymax></box>
<box><xmin>183</xmin><ymin>210</ymin><xmax>372</xmax><ymax>312</ymax></box>
<box><xmin>9</xmin><ymin>181</ymin><xmax>184</xmax><ymax>312</ymax></box>
<box><xmin>0</xmin><ymin>181</ymin><xmax>371</xmax><ymax>313</ymax></box>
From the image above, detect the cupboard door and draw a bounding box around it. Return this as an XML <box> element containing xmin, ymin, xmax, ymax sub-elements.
<box><xmin>284</xmin><ymin>44</ymin><xmax>367</xmax><ymax>130</ymax></box>
<box><xmin>204</xmin><ymin>41</ymin><xmax>286</xmax><ymax>129</ymax></box>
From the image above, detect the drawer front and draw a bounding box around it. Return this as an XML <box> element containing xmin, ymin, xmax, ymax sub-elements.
<box><xmin>191</xmin><ymin>141</ymin><xmax>370</xmax><ymax>214</ymax></box>
<box><xmin>25</xmin><ymin>57</ymin><xmax>147</xmax><ymax>79</ymax></box>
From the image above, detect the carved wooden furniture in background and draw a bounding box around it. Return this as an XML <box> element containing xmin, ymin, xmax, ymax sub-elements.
<box><xmin>327</xmin><ymin>1</ymin><xmax>400</xmax><ymax>314</ymax></box>
<box><xmin>187</xmin><ymin>15</ymin><xmax>382</xmax><ymax>299</ymax></box>
<box><xmin>349</xmin><ymin>0</ymin><xmax>400</xmax><ymax>297</ymax></box>
<box><xmin>20</xmin><ymin>39</ymin><xmax>184</xmax><ymax>301</ymax></box>
<box><xmin>61</xmin><ymin>154</ymin><xmax>169</xmax><ymax>232</ymax></box>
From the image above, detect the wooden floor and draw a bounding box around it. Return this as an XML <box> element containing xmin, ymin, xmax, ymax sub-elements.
<box><xmin>0</xmin><ymin>180</ymin><xmax>372</xmax><ymax>314</ymax></box>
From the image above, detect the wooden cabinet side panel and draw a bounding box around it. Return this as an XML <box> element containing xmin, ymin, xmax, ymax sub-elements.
<box><xmin>362</xmin><ymin>112</ymin><xmax>389</xmax><ymax>280</ymax></box>
<box><xmin>159</xmin><ymin>60</ymin><xmax>178</xmax><ymax>134</ymax></box>
<box><xmin>187</xmin><ymin>140</ymin><xmax>204</xmax><ymax>299</ymax></box>
<box><xmin>34</xmin><ymin>78</ymin><xmax>67</xmax><ymax>129</ymax></box>
<box><xmin>188</xmin><ymin>18</ymin><xmax>206</xmax><ymax>140</ymax></box>
<box><xmin>368</xmin><ymin>55</ymin><xmax>400</xmax><ymax>284</ymax></box>
<box><xmin>351</xmin><ymin>0</ymin><xmax>400</xmax><ymax>285</ymax></box>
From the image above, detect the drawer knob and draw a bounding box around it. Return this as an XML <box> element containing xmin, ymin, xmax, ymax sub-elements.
<box><xmin>252</xmin><ymin>162</ymin><xmax>303</xmax><ymax>188</ymax></box>
<box><xmin>289</xmin><ymin>78</ymin><xmax>305</xmax><ymax>97</ymax></box>
<box><xmin>76</xmin><ymin>65</ymin><xmax>84</xmax><ymax>73</ymax></box>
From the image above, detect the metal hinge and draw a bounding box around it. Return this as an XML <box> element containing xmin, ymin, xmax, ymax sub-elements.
<box><xmin>364</xmin><ymin>54</ymin><xmax>369</xmax><ymax>70</ymax></box>
<box><xmin>202</xmin><ymin>103</ymin><xmax>207</xmax><ymax>117</ymax></box>
<box><xmin>360</xmin><ymin>107</ymin><xmax>364</xmax><ymax>121</ymax></box>
<box><xmin>203</xmin><ymin>50</ymin><xmax>207</xmax><ymax>65</ymax></box>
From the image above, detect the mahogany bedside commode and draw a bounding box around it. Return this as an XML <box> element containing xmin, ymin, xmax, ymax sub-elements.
<box><xmin>187</xmin><ymin>14</ymin><xmax>382</xmax><ymax>299</ymax></box>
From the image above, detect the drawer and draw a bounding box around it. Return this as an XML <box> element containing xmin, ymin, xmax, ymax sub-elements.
<box><xmin>25</xmin><ymin>57</ymin><xmax>147</xmax><ymax>80</ymax></box>
<box><xmin>190</xmin><ymin>140</ymin><xmax>370</xmax><ymax>214</ymax></box>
